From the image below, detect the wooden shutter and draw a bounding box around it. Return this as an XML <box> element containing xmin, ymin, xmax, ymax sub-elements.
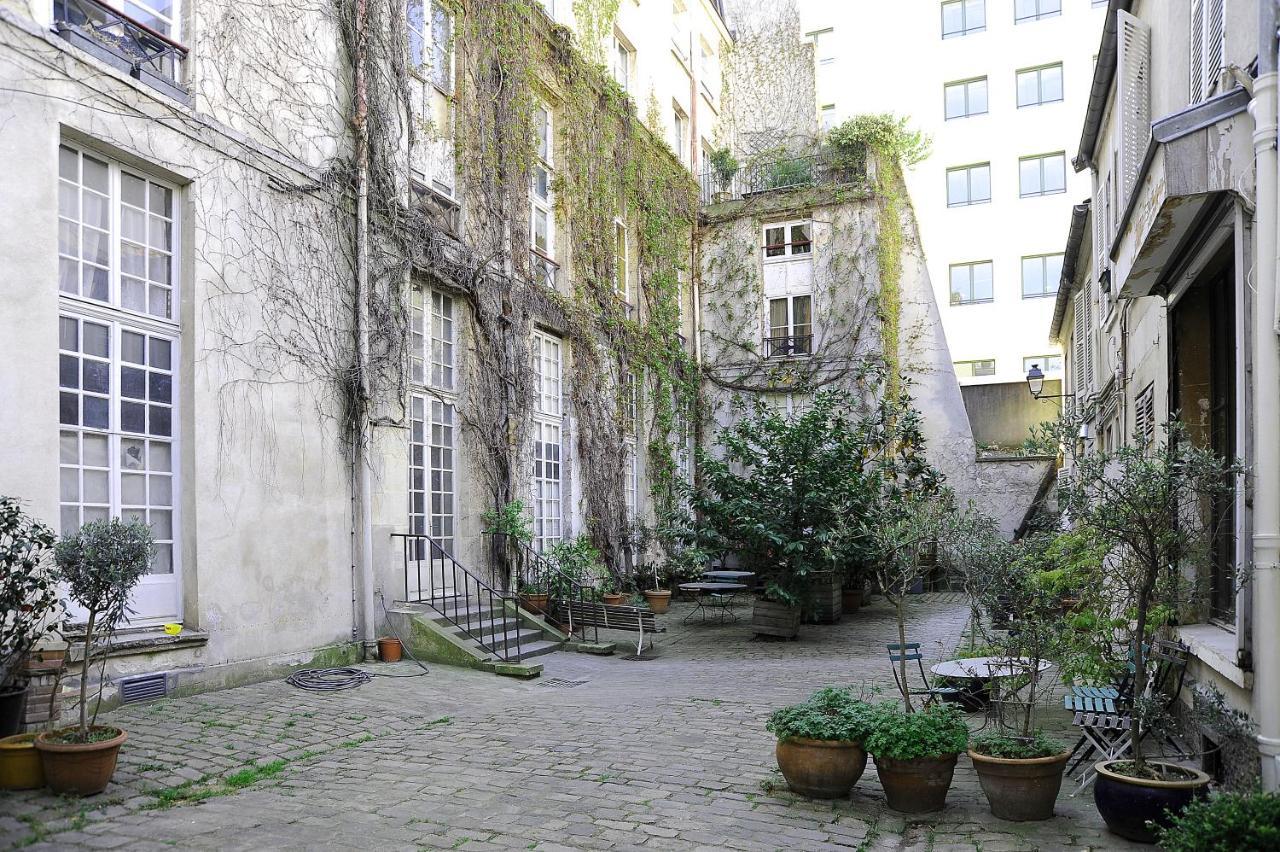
<box><xmin>1190</xmin><ymin>0</ymin><xmax>1205</xmax><ymax>102</ymax></box>
<box><xmin>1116</xmin><ymin>10</ymin><xmax>1151</xmax><ymax>206</ymax></box>
<box><xmin>1207</xmin><ymin>0</ymin><xmax>1225</xmax><ymax>96</ymax></box>
<box><xmin>1073</xmin><ymin>289</ymin><xmax>1093</xmax><ymax>395</ymax></box>
<box><xmin>1093</xmin><ymin>185</ymin><xmax>1106</xmax><ymax>278</ymax></box>
<box><xmin>1134</xmin><ymin>382</ymin><xmax>1156</xmax><ymax>444</ymax></box>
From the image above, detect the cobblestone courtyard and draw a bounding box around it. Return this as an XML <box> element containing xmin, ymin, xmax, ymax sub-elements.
<box><xmin>1</xmin><ymin>595</ymin><xmax>1145</xmax><ymax>851</ymax></box>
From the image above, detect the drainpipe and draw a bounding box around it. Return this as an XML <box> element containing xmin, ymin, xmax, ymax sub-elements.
<box><xmin>1249</xmin><ymin>0</ymin><xmax>1280</xmax><ymax>792</ymax></box>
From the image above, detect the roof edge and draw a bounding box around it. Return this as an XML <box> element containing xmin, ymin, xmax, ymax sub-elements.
<box><xmin>1049</xmin><ymin>201</ymin><xmax>1092</xmax><ymax>342</ymax></box>
<box><xmin>1074</xmin><ymin>0</ymin><xmax>1133</xmax><ymax>171</ymax></box>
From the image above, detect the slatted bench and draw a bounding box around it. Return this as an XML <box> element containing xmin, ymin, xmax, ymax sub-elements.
<box><xmin>562</xmin><ymin>601</ymin><xmax>664</xmax><ymax>655</ymax></box>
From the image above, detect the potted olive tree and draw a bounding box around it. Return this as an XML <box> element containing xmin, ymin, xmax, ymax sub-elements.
<box><xmin>1057</xmin><ymin>422</ymin><xmax>1237</xmax><ymax>842</ymax></box>
<box><xmin>766</xmin><ymin>687</ymin><xmax>875</xmax><ymax>798</ymax></box>
<box><xmin>36</xmin><ymin>517</ymin><xmax>153</xmax><ymax>796</ymax></box>
<box><xmin>0</xmin><ymin>497</ymin><xmax>62</xmax><ymax>738</ymax></box>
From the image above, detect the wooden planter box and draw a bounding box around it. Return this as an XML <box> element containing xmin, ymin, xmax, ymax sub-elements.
<box><xmin>753</xmin><ymin>599</ymin><xmax>801</xmax><ymax>639</ymax></box>
<box><xmin>802</xmin><ymin>571</ymin><xmax>841</xmax><ymax>624</ymax></box>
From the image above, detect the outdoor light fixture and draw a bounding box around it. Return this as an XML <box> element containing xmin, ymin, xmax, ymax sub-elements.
<box><xmin>1026</xmin><ymin>363</ymin><xmax>1046</xmax><ymax>397</ymax></box>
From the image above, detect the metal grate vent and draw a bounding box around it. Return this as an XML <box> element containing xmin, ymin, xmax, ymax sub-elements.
<box><xmin>119</xmin><ymin>673</ymin><xmax>169</xmax><ymax>704</ymax></box>
<box><xmin>538</xmin><ymin>678</ymin><xmax>588</xmax><ymax>689</ymax></box>
<box><xmin>621</xmin><ymin>654</ymin><xmax>657</xmax><ymax>662</ymax></box>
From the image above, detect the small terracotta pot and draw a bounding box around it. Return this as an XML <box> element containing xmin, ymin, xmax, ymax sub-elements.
<box><xmin>643</xmin><ymin>590</ymin><xmax>671</xmax><ymax>614</ymax></box>
<box><xmin>35</xmin><ymin>726</ymin><xmax>127</xmax><ymax>796</ymax></box>
<box><xmin>1093</xmin><ymin>759</ymin><xmax>1210</xmax><ymax>843</ymax></box>
<box><xmin>776</xmin><ymin>738</ymin><xmax>867</xmax><ymax>798</ymax></box>
<box><xmin>0</xmin><ymin>733</ymin><xmax>45</xmax><ymax>790</ymax></box>
<box><xmin>377</xmin><ymin>637</ymin><xmax>403</xmax><ymax>663</ymax></box>
<box><xmin>969</xmin><ymin>749</ymin><xmax>1070</xmax><ymax>821</ymax></box>
<box><xmin>841</xmin><ymin>588</ymin><xmax>863</xmax><ymax>613</ymax></box>
<box><xmin>873</xmin><ymin>752</ymin><xmax>960</xmax><ymax>814</ymax></box>
<box><xmin>601</xmin><ymin>593</ymin><xmax>624</xmax><ymax>606</ymax></box>
<box><xmin>524</xmin><ymin>593</ymin><xmax>549</xmax><ymax>614</ymax></box>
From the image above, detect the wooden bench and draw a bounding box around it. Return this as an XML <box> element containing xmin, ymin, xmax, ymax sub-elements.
<box><xmin>561</xmin><ymin>601</ymin><xmax>664</xmax><ymax>655</ymax></box>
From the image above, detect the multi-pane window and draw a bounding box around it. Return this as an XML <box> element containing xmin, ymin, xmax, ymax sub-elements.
<box><xmin>1016</xmin><ymin>63</ymin><xmax>1064</xmax><ymax>107</ymax></box>
<box><xmin>612</xmin><ymin>33</ymin><xmax>633</xmax><ymax>92</ymax></box>
<box><xmin>1014</xmin><ymin>0</ymin><xmax>1060</xmax><ymax>23</ymax></box>
<box><xmin>1021</xmin><ymin>254</ymin><xmax>1064</xmax><ymax>298</ymax></box>
<box><xmin>408</xmin><ymin>288</ymin><xmax>457</xmax><ymax>556</ymax></box>
<box><xmin>531</xmin><ymin>105</ymin><xmax>556</xmax><ymax>288</ymax></box>
<box><xmin>614</xmin><ymin>220</ymin><xmax>628</xmax><ymax>300</ymax></box>
<box><xmin>408</xmin><ymin>0</ymin><xmax>452</xmax><ymax>91</ymax></box>
<box><xmin>1023</xmin><ymin>354</ymin><xmax>1063</xmax><ymax>374</ymax></box>
<box><xmin>410</xmin><ymin>289</ymin><xmax>456</xmax><ymax>390</ymax></box>
<box><xmin>698</xmin><ymin>39</ymin><xmax>717</xmax><ymax>100</ymax></box>
<box><xmin>767</xmin><ymin>295</ymin><xmax>813</xmax><ymax>357</ymax></box>
<box><xmin>954</xmin><ymin>359</ymin><xmax>996</xmax><ymax>378</ymax></box>
<box><xmin>59</xmin><ymin>145</ymin><xmax>176</xmax><ymax>320</ymax></box>
<box><xmin>531</xmin><ymin>331</ymin><xmax>563</xmax><ymax>552</ymax></box>
<box><xmin>763</xmin><ymin>221</ymin><xmax>812</xmax><ymax>259</ymax></box>
<box><xmin>821</xmin><ymin>104</ymin><xmax>836</xmax><ymax>131</ymax></box>
<box><xmin>950</xmin><ymin>261</ymin><xmax>994</xmax><ymax>305</ymax></box>
<box><xmin>941</xmin><ymin>0</ymin><xmax>985</xmax><ymax>38</ymax></box>
<box><xmin>671</xmin><ymin>105</ymin><xmax>688</xmax><ymax>165</ymax></box>
<box><xmin>1019</xmin><ymin>153</ymin><xmax>1067</xmax><ymax>197</ymax></box>
<box><xmin>672</xmin><ymin>0</ymin><xmax>690</xmax><ymax>60</ymax></box>
<box><xmin>944</xmin><ymin>77</ymin><xmax>988</xmax><ymax>120</ymax></box>
<box><xmin>946</xmin><ymin>163</ymin><xmax>991</xmax><ymax>207</ymax></box>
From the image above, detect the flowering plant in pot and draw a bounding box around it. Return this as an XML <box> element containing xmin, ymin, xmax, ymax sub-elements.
<box><xmin>0</xmin><ymin>497</ymin><xmax>63</xmax><ymax>738</ymax></box>
<box><xmin>862</xmin><ymin>701</ymin><xmax>969</xmax><ymax>813</ymax></box>
<box><xmin>766</xmin><ymin>687</ymin><xmax>875</xmax><ymax>799</ymax></box>
<box><xmin>37</xmin><ymin>517</ymin><xmax>153</xmax><ymax>796</ymax></box>
<box><xmin>1056</xmin><ymin>421</ymin><xmax>1237</xmax><ymax>842</ymax></box>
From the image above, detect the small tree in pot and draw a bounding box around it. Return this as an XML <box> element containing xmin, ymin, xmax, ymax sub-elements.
<box><xmin>36</xmin><ymin>517</ymin><xmax>153</xmax><ymax>796</ymax></box>
<box><xmin>0</xmin><ymin>497</ymin><xmax>63</xmax><ymax>737</ymax></box>
<box><xmin>767</xmin><ymin>687</ymin><xmax>875</xmax><ymax>798</ymax></box>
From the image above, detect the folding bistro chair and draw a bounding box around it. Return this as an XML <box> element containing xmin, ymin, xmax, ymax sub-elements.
<box><xmin>886</xmin><ymin>643</ymin><xmax>963</xmax><ymax>707</ymax></box>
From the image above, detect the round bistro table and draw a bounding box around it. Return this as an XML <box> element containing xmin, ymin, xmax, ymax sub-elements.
<box><xmin>677</xmin><ymin>582</ymin><xmax>748</xmax><ymax>624</ymax></box>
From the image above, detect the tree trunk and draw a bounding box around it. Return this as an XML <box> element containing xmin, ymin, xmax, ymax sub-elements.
<box><xmin>78</xmin><ymin>609</ymin><xmax>96</xmax><ymax>739</ymax></box>
<box><xmin>896</xmin><ymin>597</ymin><xmax>913</xmax><ymax>712</ymax></box>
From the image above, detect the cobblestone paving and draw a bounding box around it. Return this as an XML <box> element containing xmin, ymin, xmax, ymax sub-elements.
<box><xmin>1</xmin><ymin>594</ymin><xmax>1146</xmax><ymax>850</ymax></box>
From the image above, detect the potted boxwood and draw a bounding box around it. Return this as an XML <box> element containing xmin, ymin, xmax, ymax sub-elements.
<box><xmin>1154</xmin><ymin>790</ymin><xmax>1280</xmax><ymax>852</ymax></box>
<box><xmin>36</xmin><ymin>517</ymin><xmax>153</xmax><ymax>796</ymax></box>
<box><xmin>1057</xmin><ymin>422</ymin><xmax>1235</xmax><ymax>842</ymax></box>
<box><xmin>863</xmin><ymin>701</ymin><xmax>969</xmax><ymax>813</ymax></box>
<box><xmin>0</xmin><ymin>497</ymin><xmax>63</xmax><ymax>737</ymax></box>
<box><xmin>766</xmin><ymin>687</ymin><xmax>874</xmax><ymax>798</ymax></box>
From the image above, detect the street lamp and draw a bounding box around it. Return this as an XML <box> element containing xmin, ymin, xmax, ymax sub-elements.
<box><xmin>1025</xmin><ymin>363</ymin><xmax>1074</xmax><ymax>401</ymax></box>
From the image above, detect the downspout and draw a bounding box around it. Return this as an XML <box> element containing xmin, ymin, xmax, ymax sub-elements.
<box><xmin>1249</xmin><ymin>0</ymin><xmax>1280</xmax><ymax>792</ymax></box>
<box><xmin>353</xmin><ymin>0</ymin><xmax>378</xmax><ymax>658</ymax></box>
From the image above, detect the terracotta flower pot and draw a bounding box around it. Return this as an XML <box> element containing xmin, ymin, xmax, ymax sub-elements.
<box><xmin>776</xmin><ymin>738</ymin><xmax>867</xmax><ymax>798</ymax></box>
<box><xmin>601</xmin><ymin>593</ymin><xmax>624</xmax><ymax>606</ymax></box>
<box><xmin>1093</xmin><ymin>759</ymin><xmax>1211</xmax><ymax>843</ymax></box>
<box><xmin>524</xmin><ymin>593</ymin><xmax>549</xmax><ymax>614</ymax></box>
<box><xmin>35</xmin><ymin>726</ymin><xmax>127</xmax><ymax>796</ymax></box>
<box><xmin>643</xmin><ymin>590</ymin><xmax>671</xmax><ymax>614</ymax></box>
<box><xmin>841</xmin><ymin>587</ymin><xmax>863</xmax><ymax>613</ymax></box>
<box><xmin>377</xmin><ymin>637</ymin><xmax>403</xmax><ymax>663</ymax></box>
<box><xmin>0</xmin><ymin>733</ymin><xmax>44</xmax><ymax>790</ymax></box>
<box><xmin>969</xmin><ymin>749</ymin><xmax>1070</xmax><ymax>821</ymax></box>
<box><xmin>873</xmin><ymin>752</ymin><xmax>960</xmax><ymax>813</ymax></box>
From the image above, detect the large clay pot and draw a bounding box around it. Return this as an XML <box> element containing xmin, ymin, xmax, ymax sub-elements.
<box><xmin>35</xmin><ymin>726</ymin><xmax>127</xmax><ymax>796</ymax></box>
<box><xmin>841</xmin><ymin>587</ymin><xmax>863</xmax><ymax>613</ymax></box>
<box><xmin>969</xmin><ymin>749</ymin><xmax>1070</xmax><ymax>821</ymax></box>
<box><xmin>1093</xmin><ymin>760</ymin><xmax>1211</xmax><ymax>843</ymax></box>
<box><xmin>0</xmin><ymin>733</ymin><xmax>44</xmax><ymax>790</ymax></box>
<box><xmin>776</xmin><ymin>738</ymin><xmax>867</xmax><ymax>799</ymax></box>
<box><xmin>601</xmin><ymin>593</ymin><xmax>624</xmax><ymax>606</ymax></box>
<box><xmin>873</xmin><ymin>752</ymin><xmax>959</xmax><ymax>814</ymax></box>
<box><xmin>523</xmin><ymin>593</ymin><xmax>549</xmax><ymax>614</ymax></box>
<box><xmin>643</xmin><ymin>590</ymin><xmax>671</xmax><ymax>614</ymax></box>
<box><xmin>0</xmin><ymin>685</ymin><xmax>29</xmax><ymax>737</ymax></box>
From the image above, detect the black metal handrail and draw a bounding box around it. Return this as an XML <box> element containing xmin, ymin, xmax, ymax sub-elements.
<box><xmin>764</xmin><ymin>334</ymin><xmax>813</xmax><ymax>358</ymax></box>
<box><xmin>698</xmin><ymin>147</ymin><xmax>869</xmax><ymax>206</ymax></box>
<box><xmin>54</xmin><ymin>0</ymin><xmax>188</xmax><ymax>84</ymax></box>
<box><xmin>392</xmin><ymin>532</ymin><xmax>522</xmax><ymax>662</ymax></box>
<box><xmin>489</xmin><ymin>533</ymin><xmax>599</xmax><ymax>645</ymax></box>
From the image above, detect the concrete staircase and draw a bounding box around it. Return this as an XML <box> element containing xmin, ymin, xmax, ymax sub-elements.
<box><xmin>420</xmin><ymin>597</ymin><xmax>562</xmax><ymax>662</ymax></box>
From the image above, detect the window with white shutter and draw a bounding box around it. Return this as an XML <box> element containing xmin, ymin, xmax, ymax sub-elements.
<box><xmin>1190</xmin><ymin>0</ymin><xmax>1225</xmax><ymax>104</ymax></box>
<box><xmin>1072</xmin><ymin>288</ymin><xmax>1094</xmax><ymax>395</ymax></box>
<box><xmin>1116</xmin><ymin>10</ymin><xmax>1151</xmax><ymax>207</ymax></box>
<box><xmin>1134</xmin><ymin>382</ymin><xmax>1156</xmax><ymax>446</ymax></box>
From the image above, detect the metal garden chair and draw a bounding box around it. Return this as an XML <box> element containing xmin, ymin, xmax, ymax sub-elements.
<box><xmin>886</xmin><ymin>643</ymin><xmax>964</xmax><ymax>707</ymax></box>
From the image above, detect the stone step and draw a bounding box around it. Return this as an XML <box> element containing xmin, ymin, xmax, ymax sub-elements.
<box><xmin>466</xmin><ymin>626</ymin><xmax>545</xmax><ymax>653</ymax></box>
<box><xmin>510</xmin><ymin>638</ymin><xmax>561</xmax><ymax>661</ymax></box>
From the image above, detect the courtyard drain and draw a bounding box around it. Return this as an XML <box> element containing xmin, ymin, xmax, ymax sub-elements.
<box><xmin>538</xmin><ymin>678</ymin><xmax>588</xmax><ymax>688</ymax></box>
<box><xmin>620</xmin><ymin>654</ymin><xmax>657</xmax><ymax>661</ymax></box>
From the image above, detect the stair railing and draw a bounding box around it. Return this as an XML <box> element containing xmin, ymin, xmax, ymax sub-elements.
<box><xmin>489</xmin><ymin>533</ymin><xmax>599</xmax><ymax>645</ymax></box>
<box><xmin>392</xmin><ymin>532</ymin><xmax>522</xmax><ymax>662</ymax></box>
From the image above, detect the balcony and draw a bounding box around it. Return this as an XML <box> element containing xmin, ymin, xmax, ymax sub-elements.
<box><xmin>53</xmin><ymin>0</ymin><xmax>189</xmax><ymax>104</ymax></box>
<box><xmin>530</xmin><ymin>251</ymin><xmax>558</xmax><ymax>289</ymax></box>
<box><xmin>698</xmin><ymin>147</ymin><xmax>867</xmax><ymax>206</ymax></box>
<box><xmin>764</xmin><ymin>334</ymin><xmax>813</xmax><ymax>359</ymax></box>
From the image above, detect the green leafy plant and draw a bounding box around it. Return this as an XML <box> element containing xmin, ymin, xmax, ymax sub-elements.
<box><xmin>862</xmin><ymin>702</ymin><xmax>969</xmax><ymax>761</ymax></box>
<box><xmin>766</xmin><ymin>687</ymin><xmax>875</xmax><ymax>743</ymax></box>
<box><xmin>708</xmin><ymin>146</ymin><xmax>738</xmax><ymax>187</ymax></box>
<box><xmin>543</xmin><ymin>535</ymin><xmax>606</xmax><ymax>597</ymax></box>
<box><xmin>0</xmin><ymin>497</ymin><xmax>63</xmax><ymax>691</ymax></box>
<box><xmin>481</xmin><ymin>500</ymin><xmax>533</xmax><ymax>544</ymax></box>
<box><xmin>969</xmin><ymin>731</ymin><xmax>1064</xmax><ymax>761</ymax></box>
<box><xmin>54</xmin><ymin>517</ymin><xmax>154</xmax><ymax>742</ymax></box>
<box><xmin>765</xmin><ymin>156</ymin><xmax>813</xmax><ymax>190</ymax></box>
<box><xmin>825</xmin><ymin>113</ymin><xmax>930</xmax><ymax>168</ymax></box>
<box><xmin>1154</xmin><ymin>790</ymin><xmax>1280</xmax><ymax>852</ymax></box>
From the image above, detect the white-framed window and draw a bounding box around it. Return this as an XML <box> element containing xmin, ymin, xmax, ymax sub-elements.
<box><xmin>535</xmin><ymin>0</ymin><xmax>555</xmax><ymax>18</ymax></box>
<box><xmin>614</xmin><ymin>219</ymin><xmax>628</xmax><ymax>300</ymax></box>
<box><xmin>762</xmin><ymin>220</ymin><xmax>812</xmax><ymax>259</ymax></box>
<box><xmin>1189</xmin><ymin>0</ymin><xmax>1225</xmax><ymax>104</ymax></box>
<box><xmin>672</xmin><ymin>0</ymin><xmax>690</xmax><ymax>61</ymax></box>
<box><xmin>410</xmin><ymin>288</ymin><xmax>456</xmax><ymax>391</ymax></box>
<box><xmin>1023</xmin><ymin>354</ymin><xmax>1063</xmax><ymax>374</ymax></box>
<box><xmin>946</xmin><ymin>163</ymin><xmax>991</xmax><ymax>207</ymax></box>
<box><xmin>1019</xmin><ymin>152</ymin><xmax>1066</xmax><ymax>197</ymax></box>
<box><xmin>612</xmin><ymin>31</ymin><xmax>633</xmax><ymax>93</ymax></box>
<box><xmin>954</xmin><ymin>359</ymin><xmax>996</xmax><ymax>378</ymax></box>
<box><xmin>950</xmin><ymin>260</ymin><xmax>994</xmax><ymax>305</ymax></box>
<box><xmin>941</xmin><ymin>0</ymin><xmax>985</xmax><ymax>38</ymax></box>
<box><xmin>531</xmin><ymin>104</ymin><xmax>556</xmax><ymax>288</ymax></box>
<box><xmin>531</xmin><ymin>330</ymin><xmax>564</xmax><ymax>552</ymax></box>
<box><xmin>1016</xmin><ymin>63</ymin><xmax>1063</xmax><ymax>107</ymax></box>
<box><xmin>671</xmin><ymin>104</ymin><xmax>689</xmax><ymax>165</ymax></box>
<box><xmin>698</xmin><ymin>38</ymin><xmax>717</xmax><ymax>100</ymax></box>
<box><xmin>83</xmin><ymin>0</ymin><xmax>179</xmax><ymax>38</ymax></box>
<box><xmin>944</xmin><ymin>77</ymin><xmax>987</xmax><ymax>120</ymax></box>
<box><xmin>766</xmin><ymin>295</ymin><xmax>813</xmax><ymax>358</ymax></box>
<box><xmin>807</xmin><ymin>28</ymin><xmax>835</xmax><ymax>65</ymax></box>
<box><xmin>407</xmin><ymin>0</ymin><xmax>453</xmax><ymax>92</ymax></box>
<box><xmin>408</xmin><ymin>288</ymin><xmax>457</xmax><ymax>556</ymax></box>
<box><xmin>1014</xmin><ymin>0</ymin><xmax>1060</xmax><ymax>23</ymax></box>
<box><xmin>820</xmin><ymin>104</ymin><xmax>836</xmax><ymax>131</ymax></box>
<box><xmin>1021</xmin><ymin>253</ymin><xmax>1064</xmax><ymax>298</ymax></box>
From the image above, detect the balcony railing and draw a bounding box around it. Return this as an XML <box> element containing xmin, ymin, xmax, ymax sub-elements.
<box><xmin>54</xmin><ymin>0</ymin><xmax>189</xmax><ymax>103</ymax></box>
<box><xmin>699</xmin><ymin>147</ymin><xmax>868</xmax><ymax>206</ymax></box>
<box><xmin>764</xmin><ymin>334</ymin><xmax>813</xmax><ymax>358</ymax></box>
<box><xmin>530</xmin><ymin>251</ymin><xmax>558</xmax><ymax>289</ymax></box>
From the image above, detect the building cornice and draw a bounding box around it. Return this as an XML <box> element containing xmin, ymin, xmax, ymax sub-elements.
<box><xmin>1049</xmin><ymin>201</ymin><xmax>1091</xmax><ymax>342</ymax></box>
<box><xmin>1074</xmin><ymin>0</ymin><xmax>1133</xmax><ymax>172</ymax></box>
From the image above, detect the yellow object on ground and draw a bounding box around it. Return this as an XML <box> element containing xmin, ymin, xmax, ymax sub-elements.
<box><xmin>0</xmin><ymin>733</ymin><xmax>44</xmax><ymax>790</ymax></box>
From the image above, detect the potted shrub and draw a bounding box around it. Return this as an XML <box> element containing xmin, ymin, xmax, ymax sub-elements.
<box><xmin>708</xmin><ymin>146</ymin><xmax>738</xmax><ymax>201</ymax></box>
<box><xmin>0</xmin><ymin>497</ymin><xmax>62</xmax><ymax>737</ymax></box>
<box><xmin>36</xmin><ymin>517</ymin><xmax>153</xmax><ymax>796</ymax></box>
<box><xmin>1056</xmin><ymin>422</ymin><xmax>1236</xmax><ymax>842</ymax></box>
<box><xmin>863</xmin><ymin>701</ymin><xmax>969</xmax><ymax>813</ymax></box>
<box><xmin>766</xmin><ymin>687</ymin><xmax>874</xmax><ymax>798</ymax></box>
<box><xmin>519</xmin><ymin>577</ymin><xmax>550</xmax><ymax>614</ymax></box>
<box><xmin>481</xmin><ymin>499</ymin><xmax>533</xmax><ymax>591</ymax></box>
<box><xmin>1154</xmin><ymin>790</ymin><xmax>1280</xmax><ymax>852</ymax></box>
